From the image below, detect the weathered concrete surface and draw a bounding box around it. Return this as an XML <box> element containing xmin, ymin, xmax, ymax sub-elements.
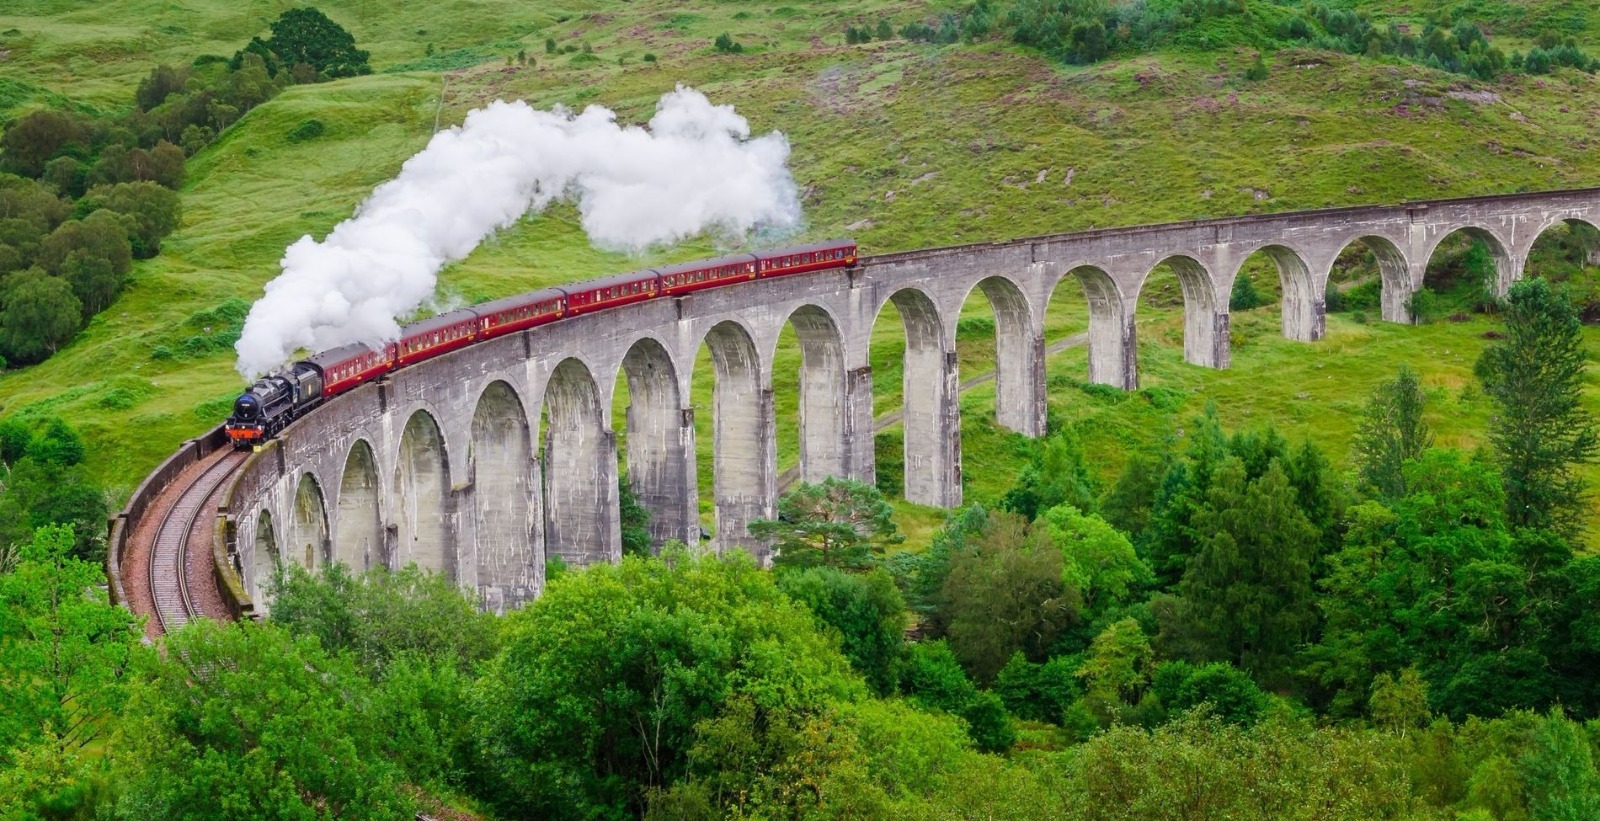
<box><xmin>219</xmin><ymin>188</ymin><xmax>1599</xmax><ymax>610</ymax></box>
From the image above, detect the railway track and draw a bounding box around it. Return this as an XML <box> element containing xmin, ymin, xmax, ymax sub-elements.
<box><xmin>148</xmin><ymin>449</ymin><xmax>246</xmax><ymax>634</ymax></box>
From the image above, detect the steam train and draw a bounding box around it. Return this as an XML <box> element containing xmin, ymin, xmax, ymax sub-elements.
<box><xmin>224</xmin><ymin>240</ymin><xmax>858</xmax><ymax>448</ymax></box>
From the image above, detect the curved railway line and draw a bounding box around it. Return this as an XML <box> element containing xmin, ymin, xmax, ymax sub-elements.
<box><xmin>144</xmin><ymin>449</ymin><xmax>246</xmax><ymax>635</ymax></box>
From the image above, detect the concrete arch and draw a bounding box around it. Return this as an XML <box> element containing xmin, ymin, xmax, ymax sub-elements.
<box><xmin>1049</xmin><ymin>264</ymin><xmax>1135</xmax><ymax>389</ymax></box>
<box><xmin>875</xmin><ymin>287</ymin><xmax>961</xmax><ymax>508</ymax></box>
<box><xmin>543</xmin><ymin>357</ymin><xmax>620</xmax><ymax>567</ymax></box>
<box><xmin>962</xmin><ymin>275</ymin><xmax>1044</xmax><ymax>436</ymax></box>
<box><xmin>1521</xmin><ymin>217</ymin><xmax>1600</xmax><ymax>284</ymax></box>
<box><xmin>290</xmin><ymin>472</ymin><xmax>329</xmax><ymax>572</ymax></box>
<box><xmin>394</xmin><ymin>409</ymin><xmax>454</xmax><ymax>577</ymax></box>
<box><xmin>252</xmin><ymin>508</ymin><xmax>279</xmax><ymax>607</ymax></box>
<box><xmin>1237</xmin><ymin>244</ymin><xmax>1321</xmax><ymax>342</ymax></box>
<box><xmin>619</xmin><ymin>336</ymin><xmax>696</xmax><ymax>548</ymax></box>
<box><xmin>1135</xmin><ymin>254</ymin><xmax>1224</xmax><ymax>369</ymax></box>
<box><xmin>1422</xmin><ymin>225</ymin><xmax>1516</xmax><ymax>300</ymax></box>
<box><xmin>334</xmin><ymin>439</ymin><xmax>382</xmax><ymax>572</ymax></box>
<box><xmin>470</xmin><ymin>380</ymin><xmax>538</xmax><ymax>609</ymax></box>
<box><xmin>700</xmin><ymin>319</ymin><xmax>775</xmax><ymax>558</ymax></box>
<box><xmin>782</xmin><ymin>304</ymin><xmax>850</xmax><ymax>483</ymax></box>
<box><xmin>1331</xmin><ymin>235</ymin><xmax>1412</xmax><ymax>323</ymax></box>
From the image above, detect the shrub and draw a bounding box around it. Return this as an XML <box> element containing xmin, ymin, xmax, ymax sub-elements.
<box><xmin>286</xmin><ymin>119</ymin><xmax>326</xmax><ymax>143</ymax></box>
<box><xmin>713</xmin><ymin>33</ymin><xmax>744</xmax><ymax>53</ymax></box>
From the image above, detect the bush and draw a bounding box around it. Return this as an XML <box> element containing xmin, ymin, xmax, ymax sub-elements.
<box><xmin>713</xmin><ymin>33</ymin><xmax>744</xmax><ymax>53</ymax></box>
<box><xmin>286</xmin><ymin>119</ymin><xmax>326</xmax><ymax>143</ymax></box>
<box><xmin>1229</xmin><ymin>273</ymin><xmax>1265</xmax><ymax>310</ymax></box>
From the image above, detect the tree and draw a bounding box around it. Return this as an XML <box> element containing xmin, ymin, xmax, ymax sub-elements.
<box><xmin>1475</xmin><ymin>278</ymin><xmax>1599</xmax><ymax>536</ymax></box>
<box><xmin>898</xmin><ymin>641</ymin><xmax>1014</xmax><ymax>752</ymax></box>
<box><xmin>1353</xmin><ymin>366</ymin><xmax>1432</xmax><ymax>500</ymax></box>
<box><xmin>61</xmin><ymin>251</ymin><xmax>121</xmax><ymax>317</ymax></box>
<box><xmin>36</xmin><ymin>210</ymin><xmax>133</xmax><ymax>277</ymax></box>
<box><xmin>1368</xmin><ymin>667</ymin><xmax>1430</xmax><ymax>733</ymax></box>
<box><xmin>0</xmin><ymin>110</ymin><xmax>89</xmax><ymax>178</ymax></box>
<box><xmin>940</xmin><ymin>511</ymin><xmax>1080</xmax><ymax>682</ymax></box>
<box><xmin>1148</xmin><ymin>660</ymin><xmax>1268</xmax><ymax>727</ymax></box>
<box><xmin>751</xmin><ymin>477</ymin><xmax>903</xmax><ymax>570</ymax></box>
<box><xmin>268</xmin><ymin>563</ymin><xmax>499</xmax><ymax>678</ymax></box>
<box><xmin>0</xmin><ymin>270</ymin><xmax>83</xmax><ymax>365</ymax></box>
<box><xmin>1243</xmin><ymin>52</ymin><xmax>1270</xmax><ymax>81</ymax></box>
<box><xmin>1229</xmin><ymin>271</ymin><xmax>1265</xmax><ymax>308</ymax></box>
<box><xmin>135</xmin><ymin>64</ymin><xmax>190</xmax><ymax>112</ymax></box>
<box><xmin>112</xmin><ymin>620</ymin><xmax>413</xmax><ymax>820</ymax></box>
<box><xmin>1037</xmin><ymin>502</ymin><xmax>1151</xmax><ymax>617</ymax></box>
<box><xmin>1181</xmin><ymin>457</ymin><xmax>1318</xmax><ymax>684</ymax></box>
<box><xmin>778</xmin><ymin>567</ymin><xmax>908</xmax><ymax>696</ymax></box>
<box><xmin>619</xmin><ymin>478</ymin><xmax>653</xmax><ymax>557</ymax></box>
<box><xmin>999</xmin><ymin>427</ymin><xmax>1099</xmax><ymax>520</ymax></box>
<box><xmin>713</xmin><ymin>33</ymin><xmax>744</xmax><ymax>54</ymax></box>
<box><xmin>260</xmin><ymin>7</ymin><xmax>372</xmax><ymax>79</ymax></box>
<box><xmin>0</xmin><ymin>526</ymin><xmax>140</xmax><ymax>769</ymax></box>
<box><xmin>476</xmin><ymin>550</ymin><xmax>864</xmax><ymax>817</ymax></box>
<box><xmin>877</xmin><ymin>18</ymin><xmax>894</xmax><ymax>40</ymax></box>
<box><xmin>1074</xmin><ymin>618</ymin><xmax>1153</xmax><ymax>727</ymax></box>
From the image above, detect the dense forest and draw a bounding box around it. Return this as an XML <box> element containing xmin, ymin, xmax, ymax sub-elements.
<box><xmin>3</xmin><ymin>277</ymin><xmax>1598</xmax><ymax>818</ymax></box>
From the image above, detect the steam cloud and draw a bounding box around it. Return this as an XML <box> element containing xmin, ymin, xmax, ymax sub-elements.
<box><xmin>233</xmin><ymin>86</ymin><xmax>802</xmax><ymax>379</ymax></box>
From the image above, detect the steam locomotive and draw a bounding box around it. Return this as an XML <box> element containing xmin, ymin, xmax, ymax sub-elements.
<box><xmin>225</xmin><ymin>240</ymin><xmax>858</xmax><ymax>449</ymax></box>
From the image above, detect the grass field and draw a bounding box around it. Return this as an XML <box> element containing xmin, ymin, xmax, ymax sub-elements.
<box><xmin>2</xmin><ymin>0</ymin><xmax>1599</xmax><ymax>543</ymax></box>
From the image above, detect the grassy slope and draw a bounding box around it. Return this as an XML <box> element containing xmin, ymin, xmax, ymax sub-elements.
<box><xmin>2</xmin><ymin>0</ymin><xmax>1599</xmax><ymax>542</ymax></box>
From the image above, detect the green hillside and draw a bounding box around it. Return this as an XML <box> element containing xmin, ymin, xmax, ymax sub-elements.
<box><xmin>1</xmin><ymin>0</ymin><xmax>1598</xmax><ymax>520</ymax></box>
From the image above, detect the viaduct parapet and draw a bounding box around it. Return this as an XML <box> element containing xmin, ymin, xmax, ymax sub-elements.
<box><xmin>218</xmin><ymin>188</ymin><xmax>1600</xmax><ymax>613</ymax></box>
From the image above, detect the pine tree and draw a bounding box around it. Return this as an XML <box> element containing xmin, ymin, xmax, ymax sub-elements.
<box><xmin>1475</xmin><ymin>278</ymin><xmax>1599</xmax><ymax>536</ymax></box>
<box><xmin>1353</xmin><ymin>366</ymin><xmax>1432</xmax><ymax>500</ymax></box>
<box><xmin>1181</xmin><ymin>458</ymin><xmax>1318</xmax><ymax>684</ymax></box>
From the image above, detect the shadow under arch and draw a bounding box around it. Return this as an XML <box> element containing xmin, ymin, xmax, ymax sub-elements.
<box><xmin>290</xmin><ymin>472</ymin><xmax>329</xmax><ymax>572</ymax></box>
<box><xmin>394</xmin><ymin>408</ymin><xmax>454</xmax><ymax>578</ymax></box>
<box><xmin>1421</xmin><ymin>226</ymin><xmax>1515</xmax><ymax>308</ymax></box>
<box><xmin>698</xmin><ymin>319</ymin><xmax>773</xmax><ymax>559</ymax></box>
<box><xmin>959</xmin><ymin>274</ymin><xmax>1042</xmax><ymax>436</ymax></box>
<box><xmin>1135</xmin><ymin>254</ymin><xmax>1223</xmax><ymax>369</ymax></box>
<box><xmin>1521</xmin><ymin>216</ymin><xmax>1600</xmax><ymax>288</ymax></box>
<box><xmin>617</xmin><ymin>336</ymin><xmax>695</xmax><ymax>548</ymax></box>
<box><xmin>251</xmin><ymin>508</ymin><xmax>280</xmax><ymax>609</ymax></box>
<box><xmin>334</xmin><ymin>439</ymin><xmax>382</xmax><ymax>573</ymax></box>
<box><xmin>872</xmin><ymin>286</ymin><xmax>960</xmax><ymax>508</ymax></box>
<box><xmin>470</xmin><ymin>380</ymin><xmax>537</xmax><ymax>610</ymax></box>
<box><xmin>1329</xmin><ymin>235</ymin><xmax>1411</xmax><ymax>323</ymax></box>
<box><xmin>543</xmin><ymin>357</ymin><xmax>619</xmax><ymax>567</ymax></box>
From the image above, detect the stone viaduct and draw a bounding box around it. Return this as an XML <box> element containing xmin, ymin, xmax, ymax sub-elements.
<box><xmin>219</xmin><ymin>187</ymin><xmax>1599</xmax><ymax>613</ymax></box>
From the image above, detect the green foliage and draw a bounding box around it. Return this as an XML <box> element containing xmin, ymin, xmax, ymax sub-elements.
<box><xmin>1038</xmin><ymin>502</ymin><xmax>1151</xmax><ymax>616</ymax></box>
<box><xmin>0</xmin><ymin>270</ymin><xmax>82</xmax><ymax>366</ymax></box>
<box><xmin>75</xmin><ymin>181</ymin><xmax>182</xmax><ymax>259</ymax></box>
<box><xmin>1353</xmin><ymin>366</ymin><xmax>1433</xmax><ymax>500</ymax></box>
<box><xmin>113</xmin><ymin>620</ymin><xmax>414</xmax><ymax>819</ymax></box>
<box><xmin>1230</xmin><ymin>270</ymin><xmax>1265</xmax><ymax>309</ymax></box>
<box><xmin>286</xmin><ymin>118</ymin><xmax>327</xmax><ymax>143</ymax></box>
<box><xmin>0</xmin><ymin>526</ymin><xmax>140</xmax><ymax>774</ymax></box>
<box><xmin>712</xmin><ymin>33</ymin><xmax>744</xmax><ymax>54</ymax></box>
<box><xmin>999</xmin><ymin>426</ymin><xmax>1099</xmax><ymax>520</ymax></box>
<box><xmin>1242</xmin><ymin>52</ymin><xmax>1270</xmax><ymax>81</ymax></box>
<box><xmin>619</xmin><ymin>478</ymin><xmax>653</xmax><ymax>557</ymax></box>
<box><xmin>1147</xmin><ymin>660</ymin><xmax>1267</xmax><ymax>727</ymax></box>
<box><xmin>476</xmin><ymin>550</ymin><xmax>864</xmax><ymax>816</ymax></box>
<box><xmin>751</xmin><ymin>477</ymin><xmax>903</xmax><ymax>570</ymax></box>
<box><xmin>887</xmin><ymin>502</ymin><xmax>986</xmax><ymax>632</ymax></box>
<box><xmin>1181</xmin><ymin>457</ymin><xmax>1318</xmax><ymax>684</ymax></box>
<box><xmin>251</xmin><ymin>7</ymin><xmax>372</xmax><ymax>79</ymax></box>
<box><xmin>268</xmin><ymin>562</ymin><xmax>500</xmax><ymax>678</ymax></box>
<box><xmin>1475</xmin><ymin>278</ymin><xmax>1599</xmax><ymax>538</ymax></box>
<box><xmin>940</xmin><ymin>511</ymin><xmax>1080</xmax><ymax>682</ymax></box>
<box><xmin>778</xmin><ymin>566</ymin><xmax>908</xmax><ymax>696</ymax></box>
<box><xmin>899</xmin><ymin>641</ymin><xmax>1015</xmax><ymax>752</ymax></box>
<box><xmin>0</xmin><ymin>418</ymin><xmax>105</xmax><ymax>562</ymax></box>
<box><xmin>995</xmin><ymin>651</ymin><xmax>1082</xmax><ymax>723</ymax></box>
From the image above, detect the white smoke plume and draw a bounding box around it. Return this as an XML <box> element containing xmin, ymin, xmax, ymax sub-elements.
<box><xmin>233</xmin><ymin>86</ymin><xmax>801</xmax><ymax>379</ymax></box>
